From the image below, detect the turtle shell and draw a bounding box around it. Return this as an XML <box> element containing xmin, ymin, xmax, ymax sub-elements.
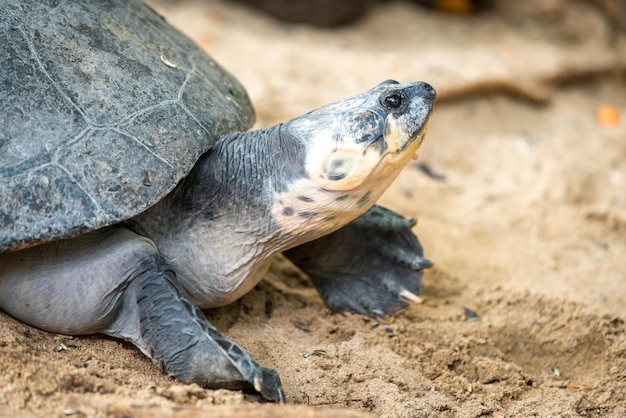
<box><xmin>0</xmin><ymin>0</ymin><xmax>254</xmax><ymax>251</ymax></box>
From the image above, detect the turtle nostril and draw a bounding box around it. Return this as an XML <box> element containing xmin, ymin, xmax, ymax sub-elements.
<box><xmin>420</xmin><ymin>82</ymin><xmax>436</xmax><ymax>99</ymax></box>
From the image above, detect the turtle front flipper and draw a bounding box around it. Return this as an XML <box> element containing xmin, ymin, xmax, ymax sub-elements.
<box><xmin>0</xmin><ymin>227</ymin><xmax>284</xmax><ymax>402</ymax></box>
<box><xmin>106</xmin><ymin>242</ymin><xmax>285</xmax><ymax>402</ymax></box>
<box><xmin>284</xmin><ymin>205</ymin><xmax>432</xmax><ymax>321</ymax></box>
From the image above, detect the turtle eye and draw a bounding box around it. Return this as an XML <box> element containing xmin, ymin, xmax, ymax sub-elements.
<box><xmin>380</xmin><ymin>91</ymin><xmax>406</xmax><ymax>110</ymax></box>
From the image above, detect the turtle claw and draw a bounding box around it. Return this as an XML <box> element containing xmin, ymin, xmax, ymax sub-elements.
<box><xmin>372</xmin><ymin>309</ymin><xmax>394</xmax><ymax>324</ymax></box>
<box><xmin>411</xmin><ymin>258</ymin><xmax>434</xmax><ymax>270</ymax></box>
<box><xmin>254</xmin><ymin>369</ymin><xmax>286</xmax><ymax>403</ymax></box>
<box><xmin>398</xmin><ymin>289</ymin><xmax>424</xmax><ymax>305</ymax></box>
<box><xmin>122</xmin><ymin>265</ymin><xmax>286</xmax><ymax>402</ymax></box>
<box><xmin>285</xmin><ymin>205</ymin><xmax>432</xmax><ymax>319</ymax></box>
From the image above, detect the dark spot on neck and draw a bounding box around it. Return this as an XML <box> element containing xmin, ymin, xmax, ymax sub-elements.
<box><xmin>335</xmin><ymin>193</ymin><xmax>350</xmax><ymax>202</ymax></box>
<box><xmin>297</xmin><ymin>195</ymin><xmax>314</xmax><ymax>203</ymax></box>
<box><xmin>356</xmin><ymin>191</ymin><xmax>371</xmax><ymax>208</ymax></box>
<box><xmin>298</xmin><ymin>211</ymin><xmax>317</xmax><ymax>219</ymax></box>
<box><xmin>282</xmin><ymin>207</ymin><xmax>294</xmax><ymax>216</ymax></box>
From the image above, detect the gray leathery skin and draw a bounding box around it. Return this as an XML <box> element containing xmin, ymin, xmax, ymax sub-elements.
<box><xmin>0</xmin><ymin>226</ymin><xmax>284</xmax><ymax>401</ymax></box>
<box><xmin>108</xmin><ymin>250</ymin><xmax>284</xmax><ymax>401</ymax></box>
<box><xmin>285</xmin><ymin>205</ymin><xmax>433</xmax><ymax>318</ymax></box>
<box><xmin>129</xmin><ymin>125</ymin><xmax>309</xmax><ymax>308</ymax></box>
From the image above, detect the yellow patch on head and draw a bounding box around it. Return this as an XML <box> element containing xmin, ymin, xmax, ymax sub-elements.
<box><xmin>318</xmin><ymin>141</ymin><xmax>387</xmax><ymax>191</ymax></box>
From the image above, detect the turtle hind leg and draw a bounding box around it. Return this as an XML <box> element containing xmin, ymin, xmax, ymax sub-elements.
<box><xmin>284</xmin><ymin>205</ymin><xmax>432</xmax><ymax>321</ymax></box>
<box><xmin>104</xmin><ymin>233</ymin><xmax>285</xmax><ymax>402</ymax></box>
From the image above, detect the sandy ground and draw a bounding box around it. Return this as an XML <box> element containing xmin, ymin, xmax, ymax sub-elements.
<box><xmin>2</xmin><ymin>0</ymin><xmax>626</xmax><ymax>417</ymax></box>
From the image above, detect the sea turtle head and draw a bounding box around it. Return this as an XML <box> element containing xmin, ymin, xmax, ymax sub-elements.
<box><xmin>286</xmin><ymin>80</ymin><xmax>436</xmax><ymax>192</ymax></box>
<box><xmin>268</xmin><ymin>80</ymin><xmax>435</xmax><ymax>243</ymax></box>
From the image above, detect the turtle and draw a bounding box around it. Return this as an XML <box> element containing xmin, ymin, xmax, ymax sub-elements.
<box><xmin>0</xmin><ymin>0</ymin><xmax>435</xmax><ymax>402</ymax></box>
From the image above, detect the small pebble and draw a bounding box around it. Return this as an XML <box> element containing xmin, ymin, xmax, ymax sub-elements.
<box><xmin>549</xmin><ymin>366</ymin><xmax>561</xmax><ymax>377</ymax></box>
<box><xmin>293</xmin><ymin>320</ymin><xmax>310</xmax><ymax>332</ymax></box>
<box><xmin>54</xmin><ymin>343</ymin><xmax>69</xmax><ymax>352</ymax></box>
<box><xmin>463</xmin><ymin>306</ymin><xmax>480</xmax><ymax>321</ymax></box>
<box><xmin>303</xmin><ymin>349</ymin><xmax>326</xmax><ymax>358</ymax></box>
<box><xmin>415</xmin><ymin>161</ymin><xmax>446</xmax><ymax>181</ymax></box>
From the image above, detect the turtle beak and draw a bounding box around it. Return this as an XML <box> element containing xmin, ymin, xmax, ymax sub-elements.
<box><xmin>383</xmin><ymin>82</ymin><xmax>436</xmax><ymax>162</ymax></box>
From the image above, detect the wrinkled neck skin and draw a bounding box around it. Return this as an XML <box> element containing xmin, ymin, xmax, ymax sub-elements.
<box><xmin>132</xmin><ymin>125</ymin><xmax>373</xmax><ymax>309</ymax></box>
